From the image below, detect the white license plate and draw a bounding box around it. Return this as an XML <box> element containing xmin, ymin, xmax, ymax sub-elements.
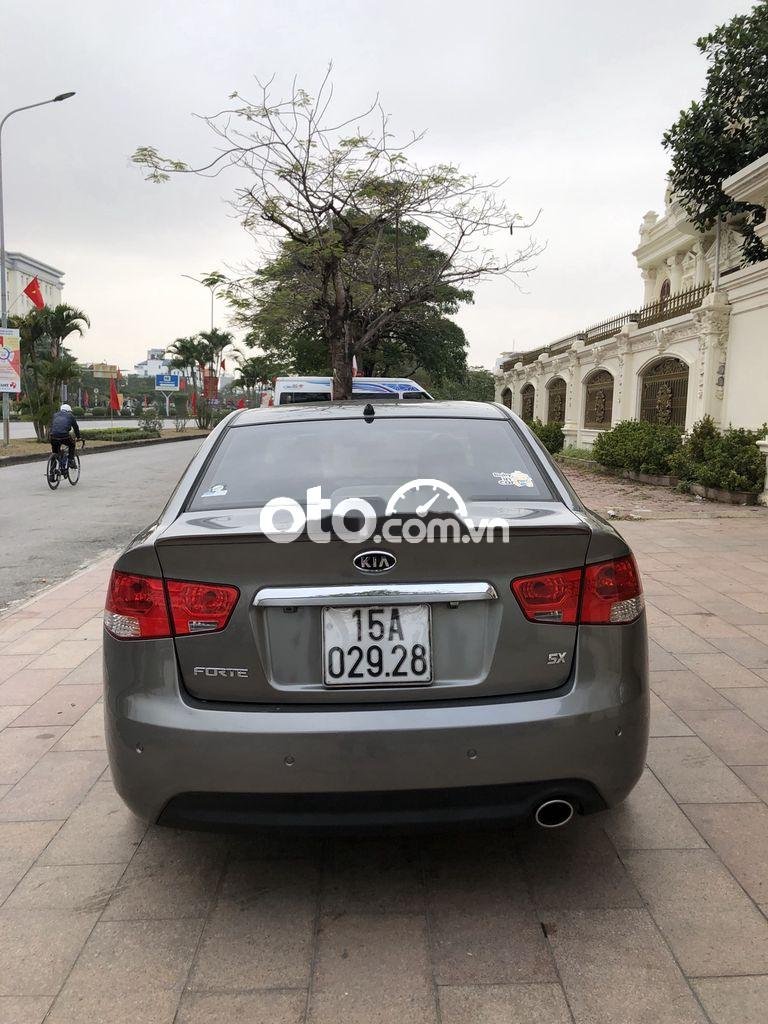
<box><xmin>322</xmin><ymin>605</ymin><xmax>432</xmax><ymax>687</ymax></box>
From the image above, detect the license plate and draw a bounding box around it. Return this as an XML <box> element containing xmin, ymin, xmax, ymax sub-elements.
<box><xmin>322</xmin><ymin>605</ymin><xmax>432</xmax><ymax>687</ymax></box>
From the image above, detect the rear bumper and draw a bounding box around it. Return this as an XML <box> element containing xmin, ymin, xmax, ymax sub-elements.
<box><xmin>158</xmin><ymin>780</ymin><xmax>607</xmax><ymax>833</ymax></box>
<box><xmin>104</xmin><ymin>619</ymin><xmax>649</xmax><ymax>829</ymax></box>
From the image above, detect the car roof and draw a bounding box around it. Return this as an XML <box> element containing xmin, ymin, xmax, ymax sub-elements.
<box><xmin>231</xmin><ymin>401</ymin><xmax>507</xmax><ymax>426</ymax></box>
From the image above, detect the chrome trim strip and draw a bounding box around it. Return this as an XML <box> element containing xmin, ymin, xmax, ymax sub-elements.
<box><xmin>253</xmin><ymin>582</ymin><xmax>498</xmax><ymax>608</ymax></box>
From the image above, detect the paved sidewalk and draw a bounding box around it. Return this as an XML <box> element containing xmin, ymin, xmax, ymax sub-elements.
<box><xmin>2</xmin><ymin>521</ymin><xmax>768</xmax><ymax>1022</ymax></box>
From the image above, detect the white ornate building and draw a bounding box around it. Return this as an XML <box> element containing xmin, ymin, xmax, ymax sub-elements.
<box><xmin>3</xmin><ymin>252</ymin><xmax>64</xmax><ymax>315</ymax></box>
<box><xmin>495</xmin><ymin>153</ymin><xmax>768</xmax><ymax>445</ymax></box>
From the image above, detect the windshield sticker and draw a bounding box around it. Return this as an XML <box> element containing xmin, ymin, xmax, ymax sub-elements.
<box><xmin>493</xmin><ymin>471</ymin><xmax>534</xmax><ymax>488</ymax></box>
<box><xmin>201</xmin><ymin>483</ymin><xmax>228</xmax><ymax>498</ymax></box>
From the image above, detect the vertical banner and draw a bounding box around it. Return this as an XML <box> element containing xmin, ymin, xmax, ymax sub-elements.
<box><xmin>0</xmin><ymin>328</ymin><xmax>21</xmax><ymax>393</ymax></box>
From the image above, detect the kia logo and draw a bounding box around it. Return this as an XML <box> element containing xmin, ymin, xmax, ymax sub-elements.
<box><xmin>353</xmin><ymin>550</ymin><xmax>397</xmax><ymax>574</ymax></box>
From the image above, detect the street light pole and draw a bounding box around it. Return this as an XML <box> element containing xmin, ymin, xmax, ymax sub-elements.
<box><xmin>1</xmin><ymin>91</ymin><xmax>75</xmax><ymax>445</ymax></box>
<box><xmin>181</xmin><ymin>274</ymin><xmax>218</xmax><ymax>332</ymax></box>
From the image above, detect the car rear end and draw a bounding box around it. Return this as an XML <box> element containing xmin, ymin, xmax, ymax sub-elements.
<box><xmin>103</xmin><ymin>402</ymin><xmax>648</xmax><ymax>831</ymax></box>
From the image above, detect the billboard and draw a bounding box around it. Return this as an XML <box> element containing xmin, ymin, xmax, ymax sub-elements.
<box><xmin>155</xmin><ymin>373</ymin><xmax>180</xmax><ymax>392</ymax></box>
<box><xmin>0</xmin><ymin>328</ymin><xmax>21</xmax><ymax>393</ymax></box>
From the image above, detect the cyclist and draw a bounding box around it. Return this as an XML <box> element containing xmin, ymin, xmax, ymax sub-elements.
<box><xmin>50</xmin><ymin>403</ymin><xmax>82</xmax><ymax>470</ymax></box>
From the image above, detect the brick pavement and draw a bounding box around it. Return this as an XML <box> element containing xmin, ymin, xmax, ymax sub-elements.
<box><xmin>2</xmin><ymin>517</ymin><xmax>768</xmax><ymax>1022</ymax></box>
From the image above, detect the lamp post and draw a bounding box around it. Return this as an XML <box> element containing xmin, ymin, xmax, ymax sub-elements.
<box><xmin>1</xmin><ymin>91</ymin><xmax>75</xmax><ymax>445</ymax></box>
<box><xmin>181</xmin><ymin>274</ymin><xmax>219</xmax><ymax>333</ymax></box>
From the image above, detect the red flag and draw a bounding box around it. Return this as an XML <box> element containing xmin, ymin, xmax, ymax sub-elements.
<box><xmin>190</xmin><ymin>390</ymin><xmax>197</xmax><ymax>414</ymax></box>
<box><xmin>82</xmin><ymin>389</ymin><xmax>89</xmax><ymax>409</ymax></box>
<box><xmin>221</xmin><ymin>358</ymin><xmax>226</xmax><ymax>371</ymax></box>
<box><xmin>108</xmin><ymin>377</ymin><xmax>121</xmax><ymax>412</ymax></box>
<box><xmin>23</xmin><ymin>277</ymin><xmax>45</xmax><ymax>309</ymax></box>
<box><xmin>179</xmin><ymin>377</ymin><xmax>187</xmax><ymax>391</ymax></box>
<box><xmin>236</xmin><ymin>397</ymin><xmax>246</xmax><ymax>409</ymax></box>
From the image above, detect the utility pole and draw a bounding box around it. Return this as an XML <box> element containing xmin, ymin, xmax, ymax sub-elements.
<box><xmin>1</xmin><ymin>92</ymin><xmax>75</xmax><ymax>445</ymax></box>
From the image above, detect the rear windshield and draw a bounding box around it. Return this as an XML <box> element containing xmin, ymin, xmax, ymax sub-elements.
<box><xmin>188</xmin><ymin>416</ymin><xmax>553</xmax><ymax>511</ymax></box>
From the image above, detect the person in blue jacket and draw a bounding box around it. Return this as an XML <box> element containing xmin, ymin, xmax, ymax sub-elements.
<box><xmin>50</xmin><ymin>403</ymin><xmax>81</xmax><ymax>468</ymax></box>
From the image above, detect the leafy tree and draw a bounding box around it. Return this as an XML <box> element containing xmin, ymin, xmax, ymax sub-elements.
<box><xmin>12</xmin><ymin>304</ymin><xmax>89</xmax><ymax>440</ymax></box>
<box><xmin>233</xmin><ymin>221</ymin><xmax>472</xmax><ymax>384</ymax></box>
<box><xmin>133</xmin><ymin>69</ymin><xmax>538</xmax><ymax>397</ymax></box>
<box><xmin>663</xmin><ymin>1</ymin><xmax>768</xmax><ymax>264</ymax></box>
<box><xmin>426</xmin><ymin>365</ymin><xmax>496</xmax><ymax>402</ymax></box>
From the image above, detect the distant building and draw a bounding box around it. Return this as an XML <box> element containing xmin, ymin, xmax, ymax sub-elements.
<box><xmin>496</xmin><ymin>151</ymin><xmax>768</xmax><ymax>441</ymax></box>
<box><xmin>3</xmin><ymin>252</ymin><xmax>64</xmax><ymax>313</ymax></box>
<box><xmin>134</xmin><ymin>348</ymin><xmax>169</xmax><ymax>377</ymax></box>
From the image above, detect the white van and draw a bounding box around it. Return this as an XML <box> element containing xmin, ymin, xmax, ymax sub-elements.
<box><xmin>273</xmin><ymin>376</ymin><xmax>433</xmax><ymax>406</ymax></box>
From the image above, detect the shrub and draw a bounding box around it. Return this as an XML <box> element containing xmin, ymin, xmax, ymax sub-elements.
<box><xmin>90</xmin><ymin>406</ymin><xmax>107</xmax><ymax>417</ymax></box>
<box><xmin>70</xmin><ymin>406</ymin><xmax>84</xmax><ymax>416</ymax></box>
<box><xmin>80</xmin><ymin>427</ymin><xmax>160</xmax><ymax>441</ymax></box>
<box><xmin>592</xmin><ymin>420</ymin><xmax>682</xmax><ymax>475</ymax></box>
<box><xmin>137</xmin><ymin>408</ymin><xmax>163</xmax><ymax>433</ymax></box>
<box><xmin>528</xmin><ymin>418</ymin><xmax>564</xmax><ymax>454</ymax></box>
<box><xmin>669</xmin><ymin>416</ymin><xmax>768</xmax><ymax>493</ymax></box>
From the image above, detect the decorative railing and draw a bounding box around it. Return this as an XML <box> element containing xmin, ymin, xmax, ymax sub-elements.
<box><xmin>635</xmin><ymin>281</ymin><xmax>711</xmax><ymax>328</ymax></box>
<box><xmin>500</xmin><ymin>282</ymin><xmax>713</xmax><ymax>372</ymax></box>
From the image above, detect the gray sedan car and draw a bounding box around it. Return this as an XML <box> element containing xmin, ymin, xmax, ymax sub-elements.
<box><xmin>103</xmin><ymin>401</ymin><xmax>648</xmax><ymax>831</ymax></box>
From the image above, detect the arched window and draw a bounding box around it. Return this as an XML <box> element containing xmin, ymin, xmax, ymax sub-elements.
<box><xmin>640</xmin><ymin>357</ymin><xmax>688</xmax><ymax>427</ymax></box>
<box><xmin>547</xmin><ymin>377</ymin><xmax>566</xmax><ymax>424</ymax></box>
<box><xmin>501</xmin><ymin>386</ymin><xmax>512</xmax><ymax>409</ymax></box>
<box><xmin>659</xmin><ymin>278</ymin><xmax>671</xmax><ymax>302</ymax></box>
<box><xmin>584</xmin><ymin>370</ymin><xmax>614</xmax><ymax>429</ymax></box>
<box><xmin>521</xmin><ymin>383</ymin><xmax>535</xmax><ymax>422</ymax></box>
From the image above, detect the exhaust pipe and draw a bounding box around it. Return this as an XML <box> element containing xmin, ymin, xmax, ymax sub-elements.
<box><xmin>534</xmin><ymin>798</ymin><xmax>575</xmax><ymax>829</ymax></box>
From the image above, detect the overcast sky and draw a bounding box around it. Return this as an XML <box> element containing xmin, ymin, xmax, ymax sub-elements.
<box><xmin>1</xmin><ymin>0</ymin><xmax>754</xmax><ymax>371</ymax></box>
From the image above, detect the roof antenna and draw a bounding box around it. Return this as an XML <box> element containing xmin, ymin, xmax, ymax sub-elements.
<box><xmin>363</xmin><ymin>402</ymin><xmax>375</xmax><ymax>423</ymax></box>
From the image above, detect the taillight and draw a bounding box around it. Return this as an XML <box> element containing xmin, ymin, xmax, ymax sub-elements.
<box><xmin>511</xmin><ymin>556</ymin><xmax>644</xmax><ymax>626</ymax></box>
<box><xmin>511</xmin><ymin>568</ymin><xmax>582</xmax><ymax>624</ymax></box>
<box><xmin>581</xmin><ymin>555</ymin><xmax>644</xmax><ymax>624</ymax></box>
<box><xmin>105</xmin><ymin>571</ymin><xmax>171</xmax><ymax>639</ymax></box>
<box><xmin>166</xmin><ymin>580</ymin><xmax>239</xmax><ymax>635</ymax></box>
<box><xmin>104</xmin><ymin>572</ymin><xmax>239</xmax><ymax>639</ymax></box>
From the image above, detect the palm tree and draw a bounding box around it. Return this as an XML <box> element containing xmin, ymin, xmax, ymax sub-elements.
<box><xmin>11</xmin><ymin>305</ymin><xmax>89</xmax><ymax>440</ymax></box>
<box><xmin>37</xmin><ymin>305</ymin><xmax>90</xmax><ymax>359</ymax></box>
<box><xmin>234</xmin><ymin>353</ymin><xmax>284</xmax><ymax>403</ymax></box>
<box><xmin>198</xmin><ymin>328</ymin><xmax>234</xmax><ymax>378</ymax></box>
<box><xmin>166</xmin><ymin>336</ymin><xmax>205</xmax><ymax>393</ymax></box>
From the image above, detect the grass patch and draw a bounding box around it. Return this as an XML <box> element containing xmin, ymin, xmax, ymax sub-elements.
<box><xmin>559</xmin><ymin>445</ymin><xmax>597</xmax><ymax>461</ymax></box>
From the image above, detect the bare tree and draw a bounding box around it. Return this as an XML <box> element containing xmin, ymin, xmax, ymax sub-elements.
<box><xmin>134</xmin><ymin>68</ymin><xmax>539</xmax><ymax>398</ymax></box>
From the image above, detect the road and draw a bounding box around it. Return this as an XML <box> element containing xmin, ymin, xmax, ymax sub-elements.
<box><xmin>0</xmin><ymin>438</ymin><xmax>201</xmax><ymax>610</ymax></box>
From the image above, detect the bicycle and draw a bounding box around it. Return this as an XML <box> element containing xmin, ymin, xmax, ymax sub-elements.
<box><xmin>46</xmin><ymin>439</ymin><xmax>85</xmax><ymax>490</ymax></box>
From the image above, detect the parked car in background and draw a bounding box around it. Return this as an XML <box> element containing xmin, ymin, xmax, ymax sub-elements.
<box><xmin>273</xmin><ymin>376</ymin><xmax>432</xmax><ymax>405</ymax></box>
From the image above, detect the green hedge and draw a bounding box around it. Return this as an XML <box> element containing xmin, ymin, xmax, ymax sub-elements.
<box><xmin>669</xmin><ymin>416</ymin><xmax>767</xmax><ymax>494</ymax></box>
<box><xmin>528</xmin><ymin>418</ymin><xmax>564</xmax><ymax>454</ymax></box>
<box><xmin>592</xmin><ymin>420</ymin><xmax>683</xmax><ymax>475</ymax></box>
<box><xmin>80</xmin><ymin>427</ymin><xmax>160</xmax><ymax>442</ymax></box>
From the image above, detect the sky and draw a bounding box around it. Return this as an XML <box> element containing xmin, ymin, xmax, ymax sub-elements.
<box><xmin>0</xmin><ymin>0</ymin><xmax>755</xmax><ymax>372</ymax></box>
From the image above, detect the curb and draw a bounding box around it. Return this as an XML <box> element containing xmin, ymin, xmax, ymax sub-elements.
<box><xmin>0</xmin><ymin>432</ymin><xmax>205</xmax><ymax>469</ymax></box>
<box><xmin>0</xmin><ymin>549</ymin><xmax>118</xmax><ymax>619</ymax></box>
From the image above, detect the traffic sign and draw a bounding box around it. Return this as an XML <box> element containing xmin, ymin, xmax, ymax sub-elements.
<box><xmin>155</xmin><ymin>373</ymin><xmax>180</xmax><ymax>392</ymax></box>
<box><xmin>0</xmin><ymin>328</ymin><xmax>21</xmax><ymax>393</ymax></box>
